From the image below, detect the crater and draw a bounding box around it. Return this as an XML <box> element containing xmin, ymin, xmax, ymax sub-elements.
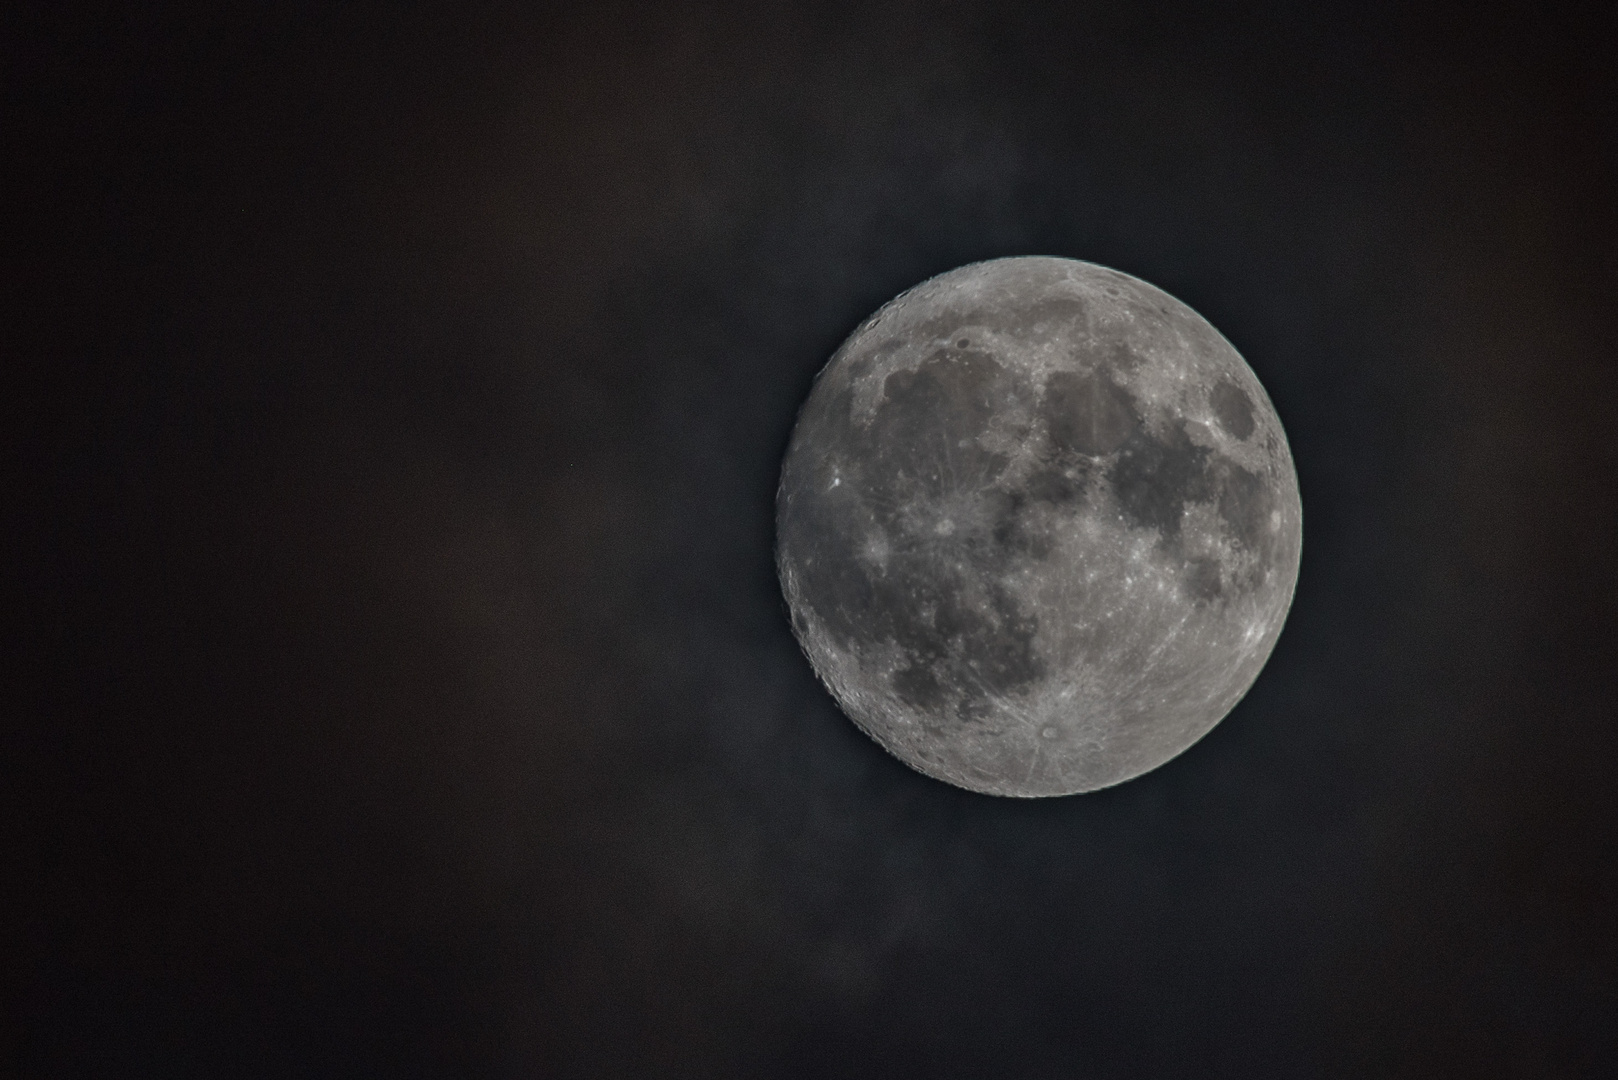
<box><xmin>1210</xmin><ymin>381</ymin><xmax>1255</xmax><ymax>440</ymax></box>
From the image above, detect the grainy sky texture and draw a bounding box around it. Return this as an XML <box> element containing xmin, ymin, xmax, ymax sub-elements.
<box><xmin>7</xmin><ymin>2</ymin><xmax>1617</xmax><ymax>1076</ymax></box>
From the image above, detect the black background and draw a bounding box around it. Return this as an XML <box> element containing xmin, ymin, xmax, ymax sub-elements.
<box><xmin>7</xmin><ymin>2</ymin><xmax>1617</xmax><ymax>1076</ymax></box>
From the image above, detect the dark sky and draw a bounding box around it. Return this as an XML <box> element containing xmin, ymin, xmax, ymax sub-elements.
<box><xmin>7</xmin><ymin>2</ymin><xmax>1617</xmax><ymax>1076</ymax></box>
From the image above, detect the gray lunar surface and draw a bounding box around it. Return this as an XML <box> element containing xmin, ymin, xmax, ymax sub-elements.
<box><xmin>776</xmin><ymin>257</ymin><xmax>1302</xmax><ymax>796</ymax></box>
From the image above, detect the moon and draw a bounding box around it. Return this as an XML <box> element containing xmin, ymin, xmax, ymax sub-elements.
<box><xmin>776</xmin><ymin>257</ymin><xmax>1302</xmax><ymax>796</ymax></box>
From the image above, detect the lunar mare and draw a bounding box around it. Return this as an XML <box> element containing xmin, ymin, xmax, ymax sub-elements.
<box><xmin>776</xmin><ymin>257</ymin><xmax>1302</xmax><ymax>796</ymax></box>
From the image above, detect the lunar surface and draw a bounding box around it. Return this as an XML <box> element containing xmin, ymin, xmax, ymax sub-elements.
<box><xmin>776</xmin><ymin>257</ymin><xmax>1302</xmax><ymax>796</ymax></box>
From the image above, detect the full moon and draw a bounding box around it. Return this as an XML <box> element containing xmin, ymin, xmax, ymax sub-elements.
<box><xmin>776</xmin><ymin>257</ymin><xmax>1302</xmax><ymax>796</ymax></box>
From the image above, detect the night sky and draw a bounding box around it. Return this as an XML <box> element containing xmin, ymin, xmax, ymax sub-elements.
<box><xmin>8</xmin><ymin>2</ymin><xmax>1617</xmax><ymax>1076</ymax></box>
